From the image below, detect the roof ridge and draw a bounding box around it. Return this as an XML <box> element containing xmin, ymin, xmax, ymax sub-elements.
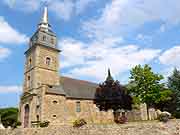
<box><xmin>61</xmin><ymin>76</ymin><xmax>97</xmax><ymax>85</ymax></box>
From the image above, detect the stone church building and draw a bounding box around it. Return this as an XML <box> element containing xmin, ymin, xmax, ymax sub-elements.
<box><xmin>19</xmin><ymin>7</ymin><xmax>149</xmax><ymax>128</ymax></box>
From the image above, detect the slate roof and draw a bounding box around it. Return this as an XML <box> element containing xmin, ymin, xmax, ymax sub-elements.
<box><xmin>47</xmin><ymin>76</ymin><xmax>98</xmax><ymax>99</ymax></box>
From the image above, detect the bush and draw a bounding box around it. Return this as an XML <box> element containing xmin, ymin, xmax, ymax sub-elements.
<box><xmin>73</xmin><ymin>119</ymin><xmax>87</xmax><ymax>128</ymax></box>
<box><xmin>12</xmin><ymin>121</ymin><xmax>21</xmax><ymax>128</ymax></box>
<box><xmin>39</xmin><ymin>121</ymin><xmax>50</xmax><ymax>128</ymax></box>
<box><xmin>158</xmin><ymin>112</ymin><xmax>171</xmax><ymax>123</ymax></box>
<box><xmin>173</xmin><ymin>112</ymin><xmax>180</xmax><ymax>118</ymax></box>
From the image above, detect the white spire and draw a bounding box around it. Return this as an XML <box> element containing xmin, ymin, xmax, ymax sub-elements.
<box><xmin>42</xmin><ymin>6</ymin><xmax>48</xmax><ymax>24</ymax></box>
<box><xmin>38</xmin><ymin>6</ymin><xmax>51</xmax><ymax>30</ymax></box>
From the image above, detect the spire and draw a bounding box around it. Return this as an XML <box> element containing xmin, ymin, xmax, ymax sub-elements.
<box><xmin>106</xmin><ymin>68</ymin><xmax>114</xmax><ymax>82</ymax></box>
<box><xmin>108</xmin><ymin>68</ymin><xmax>111</xmax><ymax>77</ymax></box>
<box><xmin>42</xmin><ymin>6</ymin><xmax>48</xmax><ymax>24</ymax></box>
<box><xmin>38</xmin><ymin>6</ymin><xmax>51</xmax><ymax>30</ymax></box>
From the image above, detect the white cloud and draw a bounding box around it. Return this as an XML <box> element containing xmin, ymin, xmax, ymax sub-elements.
<box><xmin>159</xmin><ymin>46</ymin><xmax>180</xmax><ymax>67</ymax></box>
<box><xmin>75</xmin><ymin>0</ymin><xmax>96</xmax><ymax>15</ymax></box>
<box><xmin>82</xmin><ymin>0</ymin><xmax>180</xmax><ymax>40</ymax></box>
<box><xmin>0</xmin><ymin>46</ymin><xmax>11</xmax><ymax>60</ymax></box>
<box><xmin>59</xmin><ymin>38</ymin><xmax>161</xmax><ymax>81</ymax></box>
<box><xmin>0</xmin><ymin>86</ymin><xmax>22</xmax><ymax>93</ymax></box>
<box><xmin>0</xmin><ymin>16</ymin><xmax>28</xmax><ymax>44</ymax></box>
<box><xmin>49</xmin><ymin>0</ymin><xmax>74</xmax><ymax>21</ymax></box>
<box><xmin>3</xmin><ymin>0</ymin><xmax>40</xmax><ymax>12</ymax></box>
<box><xmin>3</xmin><ymin>0</ymin><xmax>96</xmax><ymax>21</ymax></box>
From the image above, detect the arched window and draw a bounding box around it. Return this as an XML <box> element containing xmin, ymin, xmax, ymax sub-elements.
<box><xmin>46</xmin><ymin>57</ymin><xmax>51</xmax><ymax>65</ymax></box>
<box><xmin>76</xmin><ymin>101</ymin><xmax>81</xmax><ymax>112</ymax></box>
<box><xmin>24</xmin><ymin>104</ymin><xmax>30</xmax><ymax>128</ymax></box>
<box><xmin>53</xmin><ymin>100</ymin><xmax>58</xmax><ymax>104</ymax></box>
<box><xmin>36</xmin><ymin>115</ymin><xmax>40</xmax><ymax>121</ymax></box>
<box><xmin>29</xmin><ymin>58</ymin><xmax>32</xmax><ymax>67</ymax></box>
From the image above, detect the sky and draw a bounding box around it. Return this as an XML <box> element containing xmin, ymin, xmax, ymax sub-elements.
<box><xmin>0</xmin><ymin>0</ymin><xmax>180</xmax><ymax>107</ymax></box>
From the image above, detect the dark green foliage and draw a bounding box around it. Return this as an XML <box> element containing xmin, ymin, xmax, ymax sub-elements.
<box><xmin>39</xmin><ymin>121</ymin><xmax>50</xmax><ymax>128</ymax></box>
<box><xmin>0</xmin><ymin>107</ymin><xmax>21</xmax><ymax>128</ymax></box>
<box><xmin>94</xmin><ymin>75</ymin><xmax>133</xmax><ymax>112</ymax></box>
<box><xmin>73</xmin><ymin>119</ymin><xmax>87</xmax><ymax>128</ymax></box>
<box><xmin>167</xmin><ymin>68</ymin><xmax>180</xmax><ymax>118</ymax></box>
<box><xmin>128</xmin><ymin>64</ymin><xmax>172</xmax><ymax>107</ymax></box>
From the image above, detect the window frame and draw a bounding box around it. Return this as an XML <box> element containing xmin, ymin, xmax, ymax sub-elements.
<box><xmin>76</xmin><ymin>101</ymin><xmax>81</xmax><ymax>112</ymax></box>
<box><xmin>45</xmin><ymin>57</ymin><xmax>51</xmax><ymax>66</ymax></box>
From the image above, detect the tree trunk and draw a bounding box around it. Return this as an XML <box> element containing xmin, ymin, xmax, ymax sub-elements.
<box><xmin>147</xmin><ymin>106</ymin><xmax>150</xmax><ymax>120</ymax></box>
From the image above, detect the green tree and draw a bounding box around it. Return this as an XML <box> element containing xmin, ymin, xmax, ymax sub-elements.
<box><xmin>128</xmin><ymin>64</ymin><xmax>172</xmax><ymax>119</ymax></box>
<box><xmin>0</xmin><ymin>108</ymin><xmax>21</xmax><ymax>128</ymax></box>
<box><xmin>167</xmin><ymin>68</ymin><xmax>180</xmax><ymax>117</ymax></box>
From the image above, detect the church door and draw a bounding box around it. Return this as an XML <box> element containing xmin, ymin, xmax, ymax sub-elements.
<box><xmin>24</xmin><ymin>104</ymin><xmax>30</xmax><ymax>128</ymax></box>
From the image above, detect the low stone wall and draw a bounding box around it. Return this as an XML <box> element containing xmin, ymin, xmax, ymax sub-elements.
<box><xmin>1</xmin><ymin>120</ymin><xmax>180</xmax><ymax>135</ymax></box>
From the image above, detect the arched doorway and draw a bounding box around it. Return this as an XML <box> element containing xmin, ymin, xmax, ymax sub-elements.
<box><xmin>24</xmin><ymin>104</ymin><xmax>30</xmax><ymax>128</ymax></box>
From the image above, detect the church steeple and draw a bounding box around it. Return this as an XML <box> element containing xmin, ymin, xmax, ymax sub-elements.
<box><xmin>106</xmin><ymin>68</ymin><xmax>114</xmax><ymax>83</ymax></box>
<box><xmin>38</xmin><ymin>6</ymin><xmax>51</xmax><ymax>30</ymax></box>
<box><xmin>28</xmin><ymin>6</ymin><xmax>58</xmax><ymax>49</ymax></box>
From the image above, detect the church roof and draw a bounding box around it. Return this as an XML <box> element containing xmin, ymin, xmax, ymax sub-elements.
<box><xmin>47</xmin><ymin>76</ymin><xmax>98</xmax><ymax>100</ymax></box>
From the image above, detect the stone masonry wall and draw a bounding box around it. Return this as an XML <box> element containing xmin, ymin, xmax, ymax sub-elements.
<box><xmin>1</xmin><ymin>120</ymin><xmax>180</xmax><ymax>135</ymax></box>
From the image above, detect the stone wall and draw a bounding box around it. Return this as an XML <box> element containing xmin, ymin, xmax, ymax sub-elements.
<box><xmin>1</xmin><ymin>120</ymin><xmax>180</xmax><ymax>135</ymax></box>
<box><xmin>37</xmin><ymin>93</ymin><xmax>154</xmax><ymax>126</ymax></box>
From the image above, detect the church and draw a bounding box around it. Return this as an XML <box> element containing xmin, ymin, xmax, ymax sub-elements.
<box><xmin>19</xmin><ymin>7</ymin><xmax>148</xmax><ymax>128</ymax></box>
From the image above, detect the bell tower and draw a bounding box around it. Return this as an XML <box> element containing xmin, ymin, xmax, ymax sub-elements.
<box><xmin>23</xmin><ymin>6</ymin><xmax>60</xmax><ymax>93</ymax></box>
<box><xmin>20</xmin><ymin>6</ymin><xmax>60</xmax><ymax>128</ymax></box>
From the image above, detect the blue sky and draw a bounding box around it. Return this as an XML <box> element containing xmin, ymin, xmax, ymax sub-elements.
<box><xmin>1</xmin><ymin>0</ymin><xmax>180</xmax><ymax>107</ymax></box>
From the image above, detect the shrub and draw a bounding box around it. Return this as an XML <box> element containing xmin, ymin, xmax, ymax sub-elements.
<box><xmin>39</xmin><ymin>121</ymin><xmax>50</xmax><ymax>128</ymax></box>
<box><xmin>115</xmin><ymin>115</ymin><xmax>127</xmax><ymax>124</ymax></box>
<box><xmin>173</xmin><ymin>112</ymin><xmax>180</xmax><ymax>118</ymax></box>
<box><xmin>158</xmin><ymin>112</ymin><xmax>171</xmax><ymax>123</ymax></box>
<box><xmin>73</xmin><ymin>119</ymin><xmax>87</xmax><ymax>128</ymax></box>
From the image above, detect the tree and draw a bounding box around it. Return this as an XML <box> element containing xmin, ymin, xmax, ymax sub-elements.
<box><xmin>0</xmin><ymin>108</ymin><xmax>21</xmax><ymax>128</ymax></box>
<box><xmin>94</xmin><ymin>69</ymin><xmax>133</xmax><ymax>118</ymax></box>
<box><xmin>128</xmin><ymin>64</ymin><xmax>172</xmax><ymax>119</ymax></box>
<box><xmin>167</xmin><ymin>68</ymin><xmax>180</xmax><ymax>117</ymax></box>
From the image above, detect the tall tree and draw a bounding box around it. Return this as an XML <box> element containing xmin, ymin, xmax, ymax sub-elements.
<box><xmin>128</xmin><ymin>64</ymin><xmax>172</xmax><ymax>119</ymax></box>
<box><xmin>94</xmin><ymin>69</ymin><xmax>132</xmax><ymax>112</ymax></box>
<box><xmin>167</xmin><ymin>68</ymin><xmax>180</xmax><ymax>117</ymax></box>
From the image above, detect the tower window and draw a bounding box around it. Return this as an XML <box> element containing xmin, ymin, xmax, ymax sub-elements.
<box><xmin>53</xmin><ymin>100</ymin><xmax>58</xmax><ymax>104</ymax></box>
<box><xmin>36</xmin><ymin>115</ymin><xmax>40</xmax><ymax>121</ymax></box>
<box><xmin>46</xmin><ymin>57</ymin><xmax>51</xmax><ymax>65</ymax></box>
<box><xmin>76</xmin><ymin>101</ymin><xmax>81</xmax><ymax>112</ymax></box>
<box><xmin>27</xmin><ymin>76</ymin><xmax>30</xmax><ymax>88</ymax></box>
<box><xmin>29</xmin><ymin>58</ymin><xmax>32</xmax><ymax>66</ymax></box>
<box><xmin>42</xmin><ymin>35</ymin><xmax>46</xmax><ymax>41</ymax></box>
